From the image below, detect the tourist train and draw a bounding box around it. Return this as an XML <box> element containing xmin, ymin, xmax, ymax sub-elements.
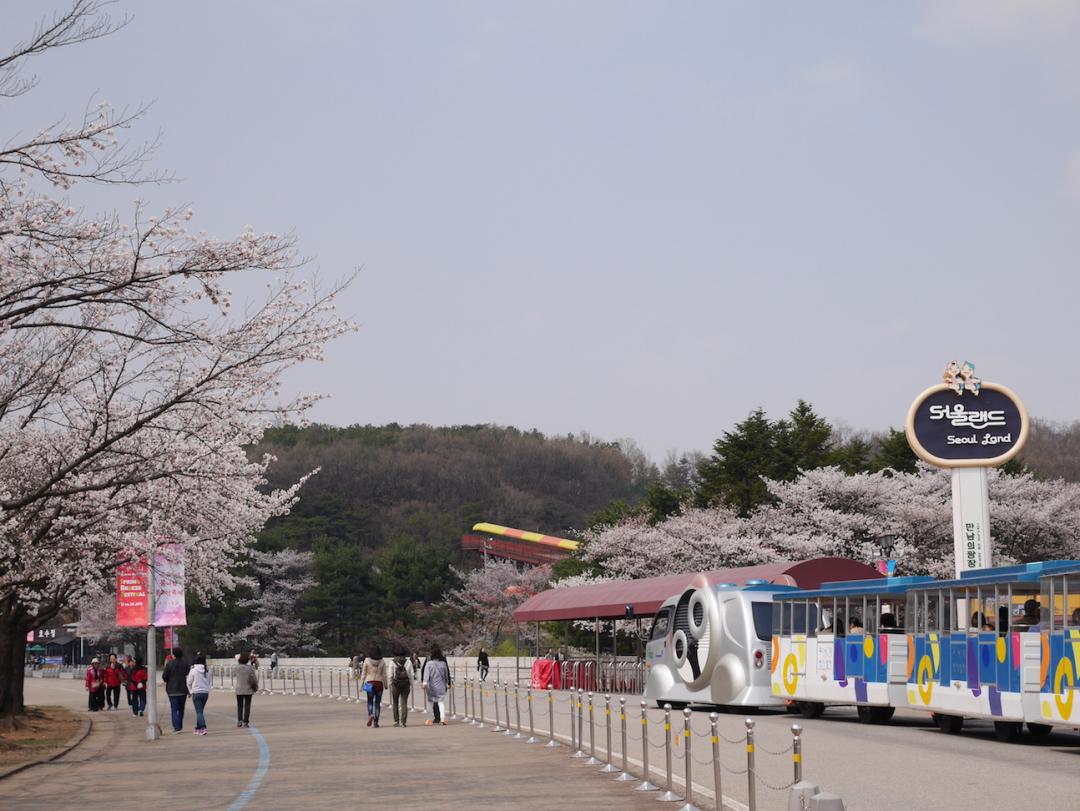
<box><xmin>644</xmin><ymin>559</ymin><xmax>1080</xmax><ymax>743</ymax></box>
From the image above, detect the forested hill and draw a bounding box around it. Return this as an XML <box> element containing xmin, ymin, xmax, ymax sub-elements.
<box><xmin>184</xmin><ymin>424</ymin><xmax>650</xmax><ymax>655</ymax></box>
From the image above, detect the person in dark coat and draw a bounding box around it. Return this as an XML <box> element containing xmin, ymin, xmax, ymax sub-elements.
<box><xmin>477</xmin><ymin>647</ymin><xmax>490</xmax><ymax>681</ymax></box>
<box><xmin>162</xmin><ymin>647</ymin><xmax>191</xmax><ymax>733</ymax></box>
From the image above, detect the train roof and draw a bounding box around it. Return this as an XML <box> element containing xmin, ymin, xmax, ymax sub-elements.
<box><xmin>908</xmin><ymin>560</ymin><xmax>1080</xmax><ymax>590</ymax></box>
<box><xmin>773</xmin><ymin>576</ymin><xmax>935</xmax><ymax>600</ymax></box>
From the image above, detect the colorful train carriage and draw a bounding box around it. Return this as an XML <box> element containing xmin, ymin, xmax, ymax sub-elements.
<box><xmin>771</xmin><ymin>577</ymin><xmax>934</xmax><ymax>722</ymax></box>
<box><xmin>1037</xmin><ymin>567</ymin><xmax>1080</xmax><ymax>733</ymax></box>
<box><xmin>905</xmin><ymin>560</ymin><xmax>1080</xmax><ymax>741</ymax></box>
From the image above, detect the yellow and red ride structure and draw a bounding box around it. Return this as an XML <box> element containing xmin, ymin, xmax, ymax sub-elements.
<box><xmin>460</xmin><ymin>522</ymin><xmax>579</xmax><ymax>566</ymax></box>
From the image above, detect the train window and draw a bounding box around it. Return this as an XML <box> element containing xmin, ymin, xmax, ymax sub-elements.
<box><xmin>773</xmin><ymin>601</ymin><xmax>784</xmax><ymax>636</ymax></box>
<box><xmin>970</xmin><ymin>586</ymin><xmax>995</xmax><ymax>633</ymax></box>
<box><xmin>806</xmin><ymin>601</ymin><xmax>819</xmax><ymax>638</ymax></box>
<box><xmin>1009</xmin><ymin>585</ymin><xmax>1044</xmax><ymax>631</ymax></box>
<box><xmin>881</xmin><ymin>600</ymin><xmax>904</xmax><ymax>633</ymax></box>
<box><xmin>925</xmin><ymin>592</ymin><xmax>940</xmax><ymax>634</ymax></box>
<box><xmin>862</xmin><ymin>596</ymin><xmax>879</xmax><ymax>635</ymax></box>
<box><xmin>649</xmin><ymin>607</ymin><xmax>672</xmax><ymax>641</ymax></box>
<box><xmin>904</xmin><ymin>593</ymin><xmax>918</xmax><ymax>633</ymax></box>
<box><xmin>1051</xmin><ymin>577</ymin><xmax>1064</xmax><ymax>632</ymax></box>
<box><xmin>1067</xmin><ymin>577</ymin><xmax>1080</xmax><ymax>629</ymax></box>
<box><xmin>846</xmin><ymin>596</ymin><xmax>864</xmax><ymax>634</ymax></box>
<box><xmin>819</xmin><ymin>597</ymin><xmax>835</xmax><ymax>635</ymax></box>
<box><xmin>751</xmin><ymin>602</ymin><xmax>773</xmax><ymax>641</ymax></box>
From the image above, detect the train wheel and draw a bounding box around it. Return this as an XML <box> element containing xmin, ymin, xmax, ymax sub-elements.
<box><xmin>1026</xmin><ymin>722</ymin><xmax>1053</xmax><ymax>741</ymax></box>
<box><xmin>994</xmin><ymin>721</ymin><xmax>1022</xmax><ymax>742</ymax></box>
<box><xmin>798</xmin><ymin>702</ymin><xmax>825</xmax><ymax>719</ymax></box>
<box><xmin>932</xmin><ymin>713</ymin><xmax>964</xmax><ymax>734</ymax></box>
<box><xmin>856</xmin><ymin>706</ymin><xmax>874</xmax><ymax>724</ymax></box>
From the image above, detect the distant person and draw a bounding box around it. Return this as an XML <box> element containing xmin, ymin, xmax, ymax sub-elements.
<box><xmin>410</xmin><ymin>652</ymin><xmax>422</xmax><ymax>680</ymax></box>
<box><xmin>390</xmin><ymin>653</ymin><xmax>412</xmax><ymax>727</ymax></box>
<box><xmin>84</xmin><ymin>657</ymin><xmax>105</xmax><ymax>712</ymax></box>
<box><xmin>122</xmin><ymin>655</ymin><xmax>137</xmax><ymax>712</ymax></box>
<box><xmin>270</xmin><ymin>652</ymin><xmax>279</xmax><ymax>672</ymax></box>
<box><xmin>249</xmin><ymin>650</ymin><xmax>259</xmax><ymax>670</ymax></box>
<box><xmin>163</xmin><ymin>647</ymin><xmax>191</xmax><ymax>734</ymax></box>
<box><xmin>477</xmin><ymin>647</ymin><xmax>490</xmax><ymax>681</ymax></box>
<box><xmin>103</xmin><ymin>653</ymin><xmax>125</xmax><ymax>710</ymax></box>
<box><xmin>1072</xmin><ymin>607</ymin><xmax>1080</xmax><ymax>627</ymax></box>
<box><xmin>186</xmin><ymin>653</ymin><xmax>213</xmax><ymax>736</ymax></box>
<box><xmin>848</xmin><ymin>617</ymin><xmax>863</xmax><ymax>634</ymax></box>
<box><xmin>422</xmin><ymin>645</ymin><xmax>451</xmax><ymax>726</ymax></box>
<box><xmin>129</xmin><ymin>657</ymin><xmax>148</xmax><ymax>717</ymax></box>
<box><xmin>1017</xmin><ymin>599</ymin><xmax>1042</xmax><ymax>630</ymax></box>
<box><xmin>361</xmin><ymin>645</ymin><xmax>389</xmax><ymax>728</ymax></box>
<box><xmin>235</xmin><ymin>650</ymin><xmax>259</xmax><ymax>728</ymax></box>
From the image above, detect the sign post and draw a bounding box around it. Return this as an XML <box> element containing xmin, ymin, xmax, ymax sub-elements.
<box><xmin>905</xmin><ymin>363</ymin><xmax>1028</xmax><ymax>577</ymax></box>
<box><xmin>146</xmin><ymin>563</ymin><xmax>160</xmax><ymax>741</ymax></box>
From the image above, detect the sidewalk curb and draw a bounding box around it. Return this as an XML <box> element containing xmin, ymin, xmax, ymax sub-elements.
<box><xmin>0</xmin><ymin>716</ymin><xmax>93</xmax><ymax>781</ymax></box>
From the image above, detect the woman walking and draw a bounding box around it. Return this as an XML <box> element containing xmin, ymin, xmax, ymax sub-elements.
<box><xmin>422</xmin><ymin>645</ymin><xmax>451</xmax><ymax>726</ymax></box>
<box><xmin>103</xmin><ymin>654</ymin><xmax>125</xmax><ymax>710</ymax></box>
<box><xmin>235</xmin><ymin>650</ymin><xmax>258</xmax><ymax>728</ymax></box>
<box><xmin>84</xmin><ymin>657</ymin><xmax>105</xmax><ymax>712</ymax></box>
<box><xmin>186</xmin><ymin>653</ymin><xmax>212</xmax><ymax>735</ymax></box>
<box><xmin>360</xmin><ymin>644</ymin><xmax>388</xmax><ymax>727</ymax></box>
<box><xmin>129</xmin><ymin>657</ymin><xmax>148</xmax><ymax>716</ymax></box>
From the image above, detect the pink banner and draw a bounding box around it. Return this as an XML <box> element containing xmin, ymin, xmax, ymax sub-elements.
<box><xmin>153</xmin><ymin>544</ymin><xmax>187</xmax><ymax>626</ymax></box>
<box><xmin>116</xmin><ymin>558</ymin><xmax>150</xmax><ymax>627</ymax></box>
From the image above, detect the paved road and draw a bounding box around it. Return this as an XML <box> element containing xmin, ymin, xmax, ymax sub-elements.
<box><xmin>5</xmin><ymin>678</ymin><xmax>662</xmax><ymax>810</ymax></box>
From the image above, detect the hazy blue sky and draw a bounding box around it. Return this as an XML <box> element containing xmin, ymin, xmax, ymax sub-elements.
<box><xmin>6</xmin><ymin>2</ymin><xmax>1080</xmax><ymax>459</ymax></box>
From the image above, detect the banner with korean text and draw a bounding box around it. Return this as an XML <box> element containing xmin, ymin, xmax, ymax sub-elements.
<box><xmin>116</xmin><ymin>558</ymin><xmax>151</xmax><ymax>627</ymax></box>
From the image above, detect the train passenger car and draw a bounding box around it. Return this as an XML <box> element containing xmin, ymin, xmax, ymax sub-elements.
<box><xmin>1036</xmin><ymin>566</ymin><xmax>1080</xmax><ymax>733</ymax></box>
<box><xmin>906</xmin><ymin>560</ymin><xmax>1080</xmax><ymax>741</ymax></box>
<box><xmin>644</xmin><ymin>576</ymin><xmax>794</xmax><ymax>708</ymax></box>
<box><xmin>771</xmin><ymin>576</ymin><xmax>934</xmax><ymax>721</ymax></box>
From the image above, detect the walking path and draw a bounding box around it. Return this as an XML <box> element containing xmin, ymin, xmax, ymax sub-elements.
<box><xmin>5</xmin><ymin>679</ymin><xmax>661</xmax><ymax>810</ymax></box>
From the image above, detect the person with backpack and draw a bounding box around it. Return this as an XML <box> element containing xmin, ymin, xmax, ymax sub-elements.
<box><xmin>422</xmin><ymin>645</ymin><xmax>451</xmax><ymax>726</ymax></box>
<box><xmin>162</xmin><ymin>647</ymin><xmax>191</xmax><ymax>733</ymax></box>
<box><xmin>390</xmin><ymin>653</ymin><xmax>412</xmax><ymax>727</ymax></box>
<box><xmin>360</xmin><ymin>644</ymin><xmax>389</xmax><ymax>728</ymax></box>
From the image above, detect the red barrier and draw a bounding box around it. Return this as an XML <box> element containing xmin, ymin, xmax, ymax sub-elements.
<box><xmin>531</xmin><ymin>659</ymin><xmax>561</xmax><ymax>689</ymax></box>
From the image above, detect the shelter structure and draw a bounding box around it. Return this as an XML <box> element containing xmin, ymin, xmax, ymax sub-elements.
<box><xmin>511</xmin><ymin>557</ymin><xmax>882</xmax><ymax>685</ymax></box>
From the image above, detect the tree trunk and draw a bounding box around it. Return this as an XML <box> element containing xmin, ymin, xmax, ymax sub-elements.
<box><xmin>0</xmin><ymin>602</ymin><xmax>31</xmax><ymax>727</ymax></box>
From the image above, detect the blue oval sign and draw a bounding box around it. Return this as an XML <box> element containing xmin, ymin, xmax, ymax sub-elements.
<box><xmin>905</xmin><ymin>382</ymin><xmax>1028</xmax><ymax>468</ymax></box>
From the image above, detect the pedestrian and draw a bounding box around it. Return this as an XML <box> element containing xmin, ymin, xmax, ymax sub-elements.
<box><xmin>390</xmin><ymin>653</ymin><xmax>411</xmax><ymax>727</ymax></box>
<box><xmin>477</xmin><ymin>646</ymin><xmax>489</xmax><ymax>681</ymax></box>
<box><xmin>422</xmin><ymin>645</ymin><xmax>451</xmax><ymax>726</ymax></box>
<box><xmin>360</xmin><ymin>644</ymin><xmax>388</xmax><ymax>728</ymax></box>
<box><xmin>103</xmin><ymin>653</ymin><xmax>125</xmax><ymax>710</ymax></box>
<box><xmin>162</xmin><ymin>647</ymin><xmax>191</xmax><ymax>733</ymax></box>
<box><xmin>122</xmin><ymin>655</ymin><xmax>137</xmax><ymax>713</ymax></box>
<box><xmin>84</xmin><ymin>657</ymin><xmax>106</xmax><ymax>712</ymax></box>
<box><xmin>129</xmin><ymin>657</ymin><xmax>148</xmax><ymax>717</ymax></box>
<box><xmin>234</xmin><ymin>649</ymin><xmax>259</xmax><ymax>728</ymax></box>
<box><xmin>186</xmin><ymin>653</ymin><xmax>212</xmax><ymax>736</ymax></box>
<box><xmin>270</xmin><ymin>651</ymin><xmax>278</xmax><ymax>672</ymax></box>
<box><xmin>249</xmin><ymin>649</ymin><xmax>259</xmax><ymax>669</ymax></box>
<box><xmin>410</xmin><ymin>651</ymin><xmax>421</xmax><ymax>678</ymax></box>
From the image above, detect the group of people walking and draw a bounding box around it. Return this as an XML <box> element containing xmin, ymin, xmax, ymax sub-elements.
<box><xmin>83</xmin><ymin>653</ymin><xmax>148</xmax><ymax>715</ymax></box>
<box><xmin>86</xmin><ymin>647</ymin><xmax>261</xmax><ymax>736</ymax></box>
<box><xmin>357</xmin><ymin>645</ymin><xmax>452</xmax><ymax>728</ymax></box>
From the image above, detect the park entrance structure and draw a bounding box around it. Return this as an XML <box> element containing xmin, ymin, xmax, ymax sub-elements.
<box><xmin>512</xmin><ymin>557</ymin><xmax>882</xmax><ymax>692</ymax></box>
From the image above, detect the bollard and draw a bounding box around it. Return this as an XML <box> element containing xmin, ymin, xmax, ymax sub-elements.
<box><xmin>471</xmin><ymin>678</ymin><xmax>480</xmax><ymax>726</ymax></box>
<box><xmin>503</xmin><ymin>682</ymin><xmax>514</xmax><ymax>737</ymax></box>
<box><xmin>461</xmin><ymin>677</ymin><xmax>469</xmax><ymax>722</ymax></box>
<box><xmin>337</xmin><ymin>670</ymin><xmax>343</xmax><ymax>700</ymax></box>
<box><xmin>679</xmin><ymin>707</ymin><xmax>701</xmax><ymax>811</ymax></box>
<box><xmin>572</xmin><ymin>689</ymin><xmax>587</xmax><ymax>757</ymax></box>
<box><xmin>310</xmin><ymin>668</ymin><xmax>316</xmax><ymax>697</ymax></box>
<box><xmin>302</xmin><ymin>669</ymin><xmax>308</xmax><ymax>697</ymax></box>
<box><xmin>525</xmin><ymin>688</ymin><xmax>540</xmax><ymax>744</ymax></box>
<box><xmin>513</xmin><ymin>682</ymin><xmax>524</xmax><ymax>740</ymax></box>
<box><xmin>585</xmin><ymin>692</ymin><xmax>602</xmax><ymax>765</ymax></box>
<box><xmin>657</xmin><ymin>703</ymin><xmax>681</xmax><ymax>802</ymax></box>
<box><xmin>449</xmin><ymin>674</ymin><xmax>457</xmax><ymax>719</ymax></box>
<box><xmin>493</xmin><ymin>680</ymin><xmax>505</xmax><ymax>732</ymax></box>
<box><xmin>291</xmin><ymin>668</ymin><xmax>297</xmax><ymax>696</ymax></box>
<box><xmin>318</xmin><ymin>669</ymin><xmax>323</xmax><ymax>697</ymax></box>
<box><xmin>710</xmin><ymin>713</ymin><xmax>722</xmax><ymax>811</ymax></box>
<box><xmin>598</xmin><ymin>694</ymin><xmax>618</xmax><ymax>772</ymax></box>
<box><xmin>746</xmin><ymin>718</ymin><xmax>756</xmax><ymax>811</ymax></box>
<box><xmin>545</xmin><ymin>689</ymin><xmax>560</xmax><ymax>748</ymax></box>
<box><xmin>477</xmin><ymin>678</ymin><xmax>486</xmax><ymax>730</ymax></box>
<box><xmin>614</xmin><ymin>697</ymin><xmax>634</xmax><ymax>781</ymax></box>
<box><xmin>792</xmin><ymin>724</ymin><xmax>803</xmax><ymax>784</ymax></box>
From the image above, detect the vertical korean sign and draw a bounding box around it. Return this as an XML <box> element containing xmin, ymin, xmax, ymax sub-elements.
<box><xmin>152</xmin><ymin>544</ymin><xmax>187</xmax><ymax>627</ymax></box>
<box><xmin>905</xmin><ymin>363</ymin><xmax>1028</xmax><ymax>576</ymax></box>
<box><xmin>116</xmin><ymin>559</ymin><xmax>150</xmax><ymax>627</ymax></box>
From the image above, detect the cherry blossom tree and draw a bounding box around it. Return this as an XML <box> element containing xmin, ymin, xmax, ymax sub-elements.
<box><xmin>441</xmin><ymin>561</ymin><xmax>552</xmax><ymax>649</ymax></box>
<box><xmin>215</xmin><ymin>550</ymin><xmax>323</xmax><ymax>656</ymax></box>
<box><xmin>0</xmin><ymin>2</ymin><xmax>353</xmax><ymax>722</ymax></box>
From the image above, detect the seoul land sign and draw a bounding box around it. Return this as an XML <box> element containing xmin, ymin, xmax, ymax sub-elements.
<box><xmin>905</xmin><ymin>363</ymin><xmax>1029</xmax><ymax>576</ymax></box>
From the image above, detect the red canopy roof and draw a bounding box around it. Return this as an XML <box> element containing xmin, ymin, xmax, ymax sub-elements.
<box><xmin>512</xmin><ymin>557</ymin><xmax>881</xmax><ymax>623</ymax></box>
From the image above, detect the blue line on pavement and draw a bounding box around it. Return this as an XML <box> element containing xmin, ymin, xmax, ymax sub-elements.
<box><xmin>225</xmin><ymin>722</ymin><xmax>270</xmax><ymax>811</ymax></box>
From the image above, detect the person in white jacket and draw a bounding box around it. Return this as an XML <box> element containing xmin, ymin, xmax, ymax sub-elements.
<box><xmin>186</xmin><ymin>654</ymin><xmax>213</xmax><ymax>736</ymax></box>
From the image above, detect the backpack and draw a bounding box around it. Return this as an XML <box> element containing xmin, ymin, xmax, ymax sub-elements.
<box><xmin>392</xmin><ymin>661</ymin><xmax>410</xmax><ymax>689</ymax></box>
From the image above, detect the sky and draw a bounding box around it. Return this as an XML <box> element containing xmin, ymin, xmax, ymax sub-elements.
<box><xmin>5</xmin><ymin>1</ymin><xmax>1080</xmax><ymax>460</ymax></box>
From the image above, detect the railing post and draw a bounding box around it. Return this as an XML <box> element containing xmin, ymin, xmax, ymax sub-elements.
<box><xmin>658</xmin><ymin>703</ymin><xmax>681</xmax><ymax>802</ymax></box>
<box><xmin>585</xmin><ymin>692</ymin><xmax>602</xmax><ymax>765</ymax></box>
<box><xmin>503</xmin><ymin>681</ymin><xmax>514</xmax><ymax>736</ymax></box>
<box><xmin>471</xmin><ymin>678</ymin><xmax>480</xmax><ymax>726</ymax></box>
<box><xmin>525</xmin><ymin>687</ymin><xmax>539</xmax><ymax>744</ymax></box>
<box><xmin>572</xmin><ymin>687</ymin><xmax>586</xmax><ymax>757</ymax></box>
<box><xmin>493</xmin><ymin>680</ymin><xmax>504</xmax><ymax>732</ymax></box>
<box><xmin>599</xmin><ymin>694</ymin><xmax>618</xmax><ymax>771</ymax></box>
<box><xmin>745</xmin><ymin>718</ymin><xmax>756</xmax><ymax>811</ymax></box>
<box><xmin>710</xmin><ymin>713</ymin><xmax>722</xmax><ymax>811</ymax></box>
<box><xmin>291</xmin><ymin>667</ymin><xmax>297</xmax><ymax>696</ymax></box>
<box><xmin>679</xmin><ymin>707</ymin><xmax>700</xmax><ymax>811</ymax></box>
<box><xmin>792</xmin><ymin>723</ymin><xmax>803</xmax><ymax>784</ymax></box>
<box><xmin>545</xmin><ymin>688</ymin><xmax>559</xmax><ymax>748</ymax></box>
<box><xmin>449</xmin><ymin>672</ymin><xmax>457</xmax><ymax>719</ymax></box>
<box><xmin>614</xmin><ymin>697</ymin><xmax>634</xmax><ymax>782</ymax></box>
<box><xmin>513</xmin><ymin>682</ymin><xmax>524</xmax><ymax>740</ymax></box>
